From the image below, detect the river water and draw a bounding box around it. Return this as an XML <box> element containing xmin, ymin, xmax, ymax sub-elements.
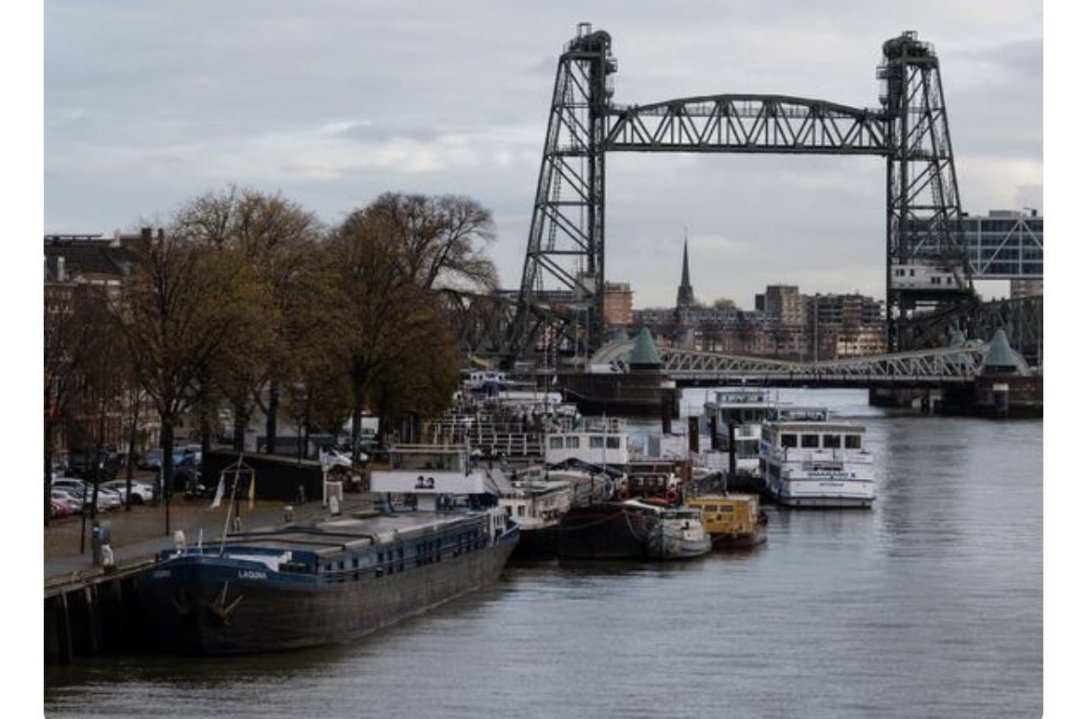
<box><xmin>43</xmin><ymin>389</ymin><xmax>1043</xmax><ymax>718</ymax></box>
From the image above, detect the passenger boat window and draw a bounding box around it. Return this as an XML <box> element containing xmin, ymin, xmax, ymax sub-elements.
<box><xmin>589</xmin><ymin>436</ymin><xmax>605</xmax><ymax>449</ymax></box>
<box><xmin>565</xmin><ymin>437</ymin><xmax>580</xmax><ymax>449</ymax></box>
<box><xmin>606</xmin><ymin>436</ymin><xmax>621</xmax><ymax>449</ymax></box>
<box><xmin>801</xmin><ymin>434</ymin><xmax>819</xmax><ymax>448</ymax></box>
<box><xmin>781</xmin><ymin>433</ymin><xmax>798</xmax><ymax>448</ymax></box>
<box><xmin>549</xmin><ymin>437</ymin><xmax>564</xmax><ymax>449</ymax></box>
<box><xmin>823</xmin><ymin>434</ymin><xmax>842</xmax><ymax>448</ymax></box>
<box><xmin>517</xmin><ymin>505</ymin><xmax>526</xmax><ymax>517</ymax></box>
<box><xmin>845</xmin><ymin>434</ymin><xmax>862</xmax><ymax>449</ymax></box>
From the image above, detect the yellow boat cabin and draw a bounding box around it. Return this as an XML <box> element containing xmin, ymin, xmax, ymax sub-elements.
<box><xmin>686</xmin><ymin>494</ymin><xmax>768</xmax><ymax>549</ymax></box>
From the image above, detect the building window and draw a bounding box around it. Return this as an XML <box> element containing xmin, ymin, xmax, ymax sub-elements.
<box><xmin>801</xmin><ymin>434</ymin><xmax>819</xmax><ymax>448</ymax></box>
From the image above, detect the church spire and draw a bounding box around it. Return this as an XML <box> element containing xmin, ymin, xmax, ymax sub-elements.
<box><xmin>676</xmin><ymin>235</ymin><xmax>694</xmax><ymax>308</ymax></box>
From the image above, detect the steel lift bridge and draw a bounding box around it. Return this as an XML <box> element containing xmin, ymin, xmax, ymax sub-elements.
<box><xmin>493</xmin><ymin>23</ymin><xmax>974</xmax><ymax>365</ymax></box>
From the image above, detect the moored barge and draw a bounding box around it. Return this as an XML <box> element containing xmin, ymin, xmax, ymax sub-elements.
<box><xmin>135</xmin><ymin>446</ymin><xmax>519</xmax><ymax>655</ymax></box>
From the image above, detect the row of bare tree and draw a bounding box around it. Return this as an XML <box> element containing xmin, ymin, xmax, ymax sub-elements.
<box><xmin>44</xmin><ymin>187</ymin><xmax>497</xmax><ymax>525</ymax></box>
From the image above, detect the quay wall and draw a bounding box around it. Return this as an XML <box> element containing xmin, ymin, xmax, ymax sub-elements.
<box><xmin>44</xmin><ymin>563</ymin><xmax>153</xmax><ymax>664</ymax></box>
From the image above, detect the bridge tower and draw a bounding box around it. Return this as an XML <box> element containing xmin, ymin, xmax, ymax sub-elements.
<box><xmin>511</xmin><ymin>22</ymin><xmax>616</xmax><ymax>361</ymax></box>
<box><xmin>878</xmin><ymin>31</ymin><xmax>973</xmax><ymax>351</ymax></box>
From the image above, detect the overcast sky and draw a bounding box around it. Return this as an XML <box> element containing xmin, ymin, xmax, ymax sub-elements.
<box><xmin>43</xmin><ymin>0</ymin><xmax>1042</xmax><ymax>308</ymax></box>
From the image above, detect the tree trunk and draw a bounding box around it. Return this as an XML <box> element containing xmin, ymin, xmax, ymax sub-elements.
<box><xmin>265</xmin><ymin>378</ymin><xmax>279</xmax><ymax>455</ymax></box>
<box><xmin>351</xmin><ymin>368</ymin><xmax>366</xmax><ymax>466</ymax></box>
<box><xmin>232</xmin><ymin>400</ymin><xmax>248</xmax><ymax>452</ymax></box>
<box><xmin>161</xmin><ymin>416</ymin><xmax>175</xmax><ymax>536</ymax></box>
<box><xmin>302</xmin><ymin>389</ymin><xmax>313</xmax><ymax>462</ymax></box>
<box><xmin>44</xmin><ymin>418</ymin><xmax>54</xmax><ymax>527</ymax></box>
<box><xmin>125</xmin><ymin>389</ymin><xmax>140</xmax><ymax>511</ymax></box>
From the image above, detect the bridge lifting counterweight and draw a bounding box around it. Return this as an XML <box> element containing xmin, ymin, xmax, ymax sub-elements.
<box><xmin>506</xmin><ymin>25</ymin><xmax>981</xmax><ymax>365</ymax></box>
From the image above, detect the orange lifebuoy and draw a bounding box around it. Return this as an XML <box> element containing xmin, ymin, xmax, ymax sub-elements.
<box><xmin>665</xmin><ymin>490</ymin><xmax>679</xmax><ymax>504</ymax></box>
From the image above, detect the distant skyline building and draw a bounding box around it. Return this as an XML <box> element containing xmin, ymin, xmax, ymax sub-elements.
<box><xmin>1010</xmin><ymin>279</ymin><xmax>1043</xmax><ymax>299</ymax></box>
<box><xmin>762</xmin><ymin>285</ymin><xmax>805</xmax><ymax>326</ymax></box>
<box><xmin>602</xmin><ymin>281</ymin><xmax>633</xmax><ymax>327</ymax></box>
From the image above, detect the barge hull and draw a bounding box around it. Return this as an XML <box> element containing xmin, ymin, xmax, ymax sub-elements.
<box><xmin>136</xmin><ymin>535</ymin><xmax>516</xmax><ymax>655</ymax></box>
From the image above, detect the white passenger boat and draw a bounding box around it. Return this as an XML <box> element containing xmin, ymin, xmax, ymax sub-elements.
<box><xmin>703</xmin><ymin>388</ymin><xmax>779</xmax><ymax>477</ymax></box>
<box><xmin>758</xmin><ymin>406</ymin><xmax>875</xmax><ymax>508</ymax></box>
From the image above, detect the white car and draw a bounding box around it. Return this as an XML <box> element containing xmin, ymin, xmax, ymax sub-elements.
<box><xmin>101</xmin><ymin>479</ymin><xmax>154</xmax><ymax>505</ymax></box>
<box><xmin>51</xmin><ymin>478</ymin><xmax>121</xmax><ymax>511</ymax></box>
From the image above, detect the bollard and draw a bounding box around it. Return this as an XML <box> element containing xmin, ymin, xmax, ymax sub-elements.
<box><xmin>284</xmin><ymin>505</ymin><xmax>294</xmax><ymax>523</ymax></box>
<box><xmin>329</xmin><ymin>495</ymin><xmax>341</xmax><ymax>516</ymax></box>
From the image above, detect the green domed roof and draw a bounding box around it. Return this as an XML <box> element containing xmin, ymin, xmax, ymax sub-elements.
<box><xmin>628</xmin><ymin>328</ymin><xmax>661</xmax><ymax>367</ymax></box>
<box><xmin>982</xmin><ymin>328</ymin><xmax>1028</xmax><ymax>375</ymax></box>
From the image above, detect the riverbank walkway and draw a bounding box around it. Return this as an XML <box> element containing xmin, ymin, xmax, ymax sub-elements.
<box><xmin>44</xmin><ymin>494</ymin><xmax>373</xmax><ymax>587</ymax></box>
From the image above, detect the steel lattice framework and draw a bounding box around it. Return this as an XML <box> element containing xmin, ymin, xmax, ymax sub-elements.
<box><xmin>512</xmin><ymin>24</ymin><xmax>615</xmax><ymax>361</ymax></box>
<box><xmin>880</xmin><ymin>32</ymin><xmax>972</xmax><ymax>350</ymax></box>
<box><xmin>606</xmin><ymin>95</ymin><xmax>887</xmax><ymax>153</ymax></box>
<box><xmin>510</xmin><ymin>25</ymin><xmax>982</xmax><ymax>363</ymax></box>
<box><xmin>593</xmin><ymin>338</ymin><xmax>990</xmax><ymax>387</ymax></box>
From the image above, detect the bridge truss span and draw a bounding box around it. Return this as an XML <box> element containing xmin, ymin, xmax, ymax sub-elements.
<box><xmin>606</xmin><ymin>95</ymin><xmax>888</xmax><ymax>154</ymax></box>
<box><xmin>594</xmin><ymin>339</ymin><xmax>989</xmax><ymax>387</ymax></box>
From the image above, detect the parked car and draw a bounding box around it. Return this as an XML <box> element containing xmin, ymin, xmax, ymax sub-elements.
<box><xmin>138</xmin><ymin>449</ymin><xmax>163</xmax><ymax>470</ymax></box>
<box><xmin>181</xmin><ymin>444</ymin><xmax>203</xmax><ymax>465</ymax></box>
<box><xmin>51</xmin><ymin>478</ymin><xmax>121</xmax><ymax>512</ymax></box>
<box><xmin>101</xmin><ymin>479</ymin><xmax>154</xmax><ymax>505</ymax></box>
<box><xmin>51</xmin><ymin>489</ymin><xmax>83</xmax><ymax>516</ymax></box>
<box><xmin>50</xmin><ymin>499</ymin><xmax>71</xmax><ymax>519</ymax></box>
<box><xmin>65</xmin><ymin>450</ymin><xmax>120</xmax><ymax>481</ymax></box>
<box><xmin>139</xmin><ymin>446</ymin><xmax>202</xmax><ymax>471</ymax></box>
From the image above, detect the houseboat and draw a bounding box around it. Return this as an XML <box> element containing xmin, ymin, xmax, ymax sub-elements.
<box><xmin>686</xmin><ymin>494</ymin><xmax>768</xmax><ymax>548</ymax></box>
<box><xmin>759</xmin><ymin>407</ymin><xmax>875</xmax><ymax>508</ymax></box>
<box><xmin>134</xmin><ymin>446</ymin><xmax>519</xmax><ymax>655</ymax></box>
<box><xmin>556</xmin><ymin>499</ymin><xmax>711</xmax><ymax>560</ymax></box>
<box><xmin>497</xmin><ymin>465</ymin><xmax>573</xmax><ymax>558</ymax></box>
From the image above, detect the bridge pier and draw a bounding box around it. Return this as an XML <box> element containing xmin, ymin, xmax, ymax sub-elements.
<box><xmin>868</xmin><ymin>385</ymin><xmax>975</xmax><ymax>414</ymax></box>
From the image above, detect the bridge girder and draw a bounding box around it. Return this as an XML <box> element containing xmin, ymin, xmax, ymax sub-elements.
<box><xmin>606</xmin><ymin>95</ymin><xmax>888</xmax><ymax>154</ymax></box>
<box><xmin>594</xmin><ymin>338</ymin><xmax>989</xmax><ymax>387</ymax></box>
